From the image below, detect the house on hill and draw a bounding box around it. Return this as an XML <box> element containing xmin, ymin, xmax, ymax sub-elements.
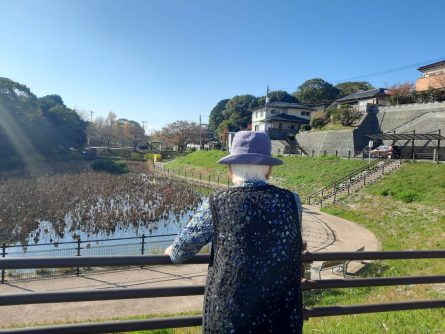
<box><xmin>251</xmin><ymin>102</ymin><xmax>313</xmax><ymax>140</ymax></box>
<box><xmin>416</xmin><ymin>59</ymin><xmax>445</xmax><ymax>91</ymax></box>
<box><xmin>335</xmin><ymin>88</ymin><xmax>389</xmax><ymax>112</ymax></box>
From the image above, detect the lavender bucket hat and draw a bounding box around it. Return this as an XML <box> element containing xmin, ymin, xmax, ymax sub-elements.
<box><xmin>218</xmin><ymin>131</ymin><xmax>283</xmax><ymax>166</ymax></box>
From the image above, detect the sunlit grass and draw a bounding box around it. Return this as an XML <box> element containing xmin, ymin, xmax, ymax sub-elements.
<box><xmin>164</xmin><ymin>150</ymin><xmax>367</xmax><ymax>201</ymax></box>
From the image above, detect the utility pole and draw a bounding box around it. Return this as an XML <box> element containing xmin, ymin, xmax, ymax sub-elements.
<box><xmin>90</xmin><ymin>110</ymin><xmax>94</xmax><ymax>123</ymax></box>
<box><xmin>141</xmin><ymin>121</ymin><xmax>147</xmax><ymax>133</ymax></box>
<box><xmin>199</xmin><ymin>114</ymin><xmax>202</xmax><ymax>150</ymax></box>
<box><xmin>265</xmin><ymin>85</ymin><xmax>270</xmax><ymax>131</ymax></box>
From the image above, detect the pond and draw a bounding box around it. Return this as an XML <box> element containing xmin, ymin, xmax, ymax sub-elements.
<box><xmin>0</xmin><ymin>172</ymin><xmax>210</xmax><ymax>279</ymax></box>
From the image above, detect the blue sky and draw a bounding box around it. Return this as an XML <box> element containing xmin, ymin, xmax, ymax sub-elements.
<box><xmin>1</xmin><ymin>0</ymin><xmax>444</xmax><ymax>131</ymax></box>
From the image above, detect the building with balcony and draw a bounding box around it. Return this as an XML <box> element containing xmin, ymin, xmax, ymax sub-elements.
<box><xmin>416</xmin><ymin>59</ymin><xmax>445</xmax><ymax>92</ymax></box>
<box><xmin>251</xmin><ymin>102</ymin><xmax>313</xmax><ymax>139</ymax></box>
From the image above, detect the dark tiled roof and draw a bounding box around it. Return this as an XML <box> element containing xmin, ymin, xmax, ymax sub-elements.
<box><xmin>251</xmin><ymin>102</ymin><xmax>313</xmax><ymax>111</ymax></box>
<box><xmin>336</xmin><ymin>88</ymin><xmax>388</xmax><ymax>103</ymax></box>
<box><xmin>265</xmin><ymin>113</ymin><xmax>309</xmax><ymax>123</ymax></box>
<box><xmin>417</xmin><ymin>59</ymin><xmax>445</xmax><ymax>72</ymax></box>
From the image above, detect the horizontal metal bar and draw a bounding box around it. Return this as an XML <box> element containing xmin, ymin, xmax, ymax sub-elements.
<box><xmin>305</xmin><ymin>299</ymin><xmax>445</xmax><ymax>317</ymax></box>
<box><xmin>0</xmin><ymin>316</ymin><xmax>202</xmax><ymax>334</ymax></box>
<box><xmin>301</xmin><ymin>275</ymin><xmax>445</xmax><ymax>290</ymax></box>
<box><xmin>2</xmin><ymin>276</ymin><xmax>443</xmax><ymax>306</ymax></box>
<box><xmin>0</xmin><ymin>285</ymin><xmax>206</xmax><ymax>306</ymax></box>
<box><xmin>1</xmin><ymin>251</ymin><xmax>444</xmax><ymax>269</ymax></box>
<box><xmin>4</xmin><ymin>234</ymin><xmax>179</xmax><ymax>248</ymax></box>
<box><xmin>302</xmin><ymin>250</ymin><xmax>445</xmax><ymax>262</ymax></box>
<box><xmin>0</xmin><ymin>254</ymin><xmax>210</xmax><ymax>269</ymax></box>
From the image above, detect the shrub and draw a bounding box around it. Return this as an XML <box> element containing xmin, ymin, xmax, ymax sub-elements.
<box><xmin>130</xmin><ymin>152</ymin><xmax>144</xmax><ymax>160</ymax></box>
<box><xmin>396</xmin><ymin>190</ymin><xmax>418</xmax><ymax>203</ymax></box>
<box><xmin>91</xmin><ymin>159</ymin><xmax>129</xmax><ymax>174</ymax></box>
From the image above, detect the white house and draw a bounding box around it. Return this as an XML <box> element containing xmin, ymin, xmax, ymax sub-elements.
<box><xmin>335</xmin><ymin>88</ymin><xmax>389</xmax><ymax>112</ymax></box>
<box><xmin>251</xmin><ymin>102</ymin><xmax>313</xmax><ymax>139</ymax></box>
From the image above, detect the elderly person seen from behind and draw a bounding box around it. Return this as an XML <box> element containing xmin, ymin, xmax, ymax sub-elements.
<box><xmin>165</xmin><ymin>131</ymin><xmax>304</xmax><ymax>334</ymax></box>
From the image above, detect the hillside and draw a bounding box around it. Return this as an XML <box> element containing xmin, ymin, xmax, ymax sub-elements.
<box><xmin>164</xmin><ymin>150</ymin><xmax>367</xmax><ymax>200</ymax></box>
<box><xmin>306</xmin><ymin>162</ymin><xmax>445</xmax><ymax>332</ymax></box>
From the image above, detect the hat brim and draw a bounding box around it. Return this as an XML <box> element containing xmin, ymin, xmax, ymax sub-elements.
<box><xmin>217</xmin><ymin>153</ymin><xmax>283</xmax><ymax>166</ymax></box>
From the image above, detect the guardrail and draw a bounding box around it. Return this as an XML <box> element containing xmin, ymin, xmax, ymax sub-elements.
<box><xmin>0</xmin><ymin>250</ymin><xmax>444</xmax><ymax>333</ymax></box>
<box><xmin>307</xmin><ymin>158</ymin><xmax>385</xmax><ymax>204</ymax></box>
<box><xmin>1</xmin><ymin>233</ymin><xmax>177</xmax><ymax>282</ymax></box>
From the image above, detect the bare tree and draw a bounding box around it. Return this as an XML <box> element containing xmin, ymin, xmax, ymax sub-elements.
<box><xmin>157</xmin><ymin>120</ymin><xmax>201</xmax><ymax>152</ymax></box>
<box><xmin>388</xmin><ymin>82</ymin><xmax>415</xmax><ymax>105</ymax></box>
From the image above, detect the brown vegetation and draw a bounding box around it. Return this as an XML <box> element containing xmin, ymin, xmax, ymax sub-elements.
<box><xmin>0</xmin><ymin>172</ymin><xmax>202</xmax><ymax>244</ymax></box>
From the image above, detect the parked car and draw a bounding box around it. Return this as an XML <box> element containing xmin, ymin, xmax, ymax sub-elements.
<box><xmin>367</xmin><ymin>145</ymin><xmax>399</xmax><ymax>158</ymax></box>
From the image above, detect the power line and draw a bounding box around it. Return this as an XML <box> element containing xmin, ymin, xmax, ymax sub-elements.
<box><xmin>249</xmin><ymin>56</ymin><xmax>445</xmax><ymax>96</ymax></box>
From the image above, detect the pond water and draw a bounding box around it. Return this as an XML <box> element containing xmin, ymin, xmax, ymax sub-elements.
<box><xmin>3</xmin><ymin>178</ymin><xmax>211</xmax><ymax>260</ymax></box>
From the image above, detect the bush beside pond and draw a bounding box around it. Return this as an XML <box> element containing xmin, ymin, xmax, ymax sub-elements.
<box><xmin>91</xmin><ymin>159</ymin><xmax>129</xmax><ymax>174</ymax></box>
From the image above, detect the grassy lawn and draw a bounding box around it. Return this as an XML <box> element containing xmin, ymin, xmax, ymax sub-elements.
<box><xmin>164</xmin><ymin>150</ymin><xmax>367</xmax><ymax>201</ymax></box>
<box><xmin>304</xmin><ymin>162</ymin><xmax>445</xmax><ymax>333</ymax></box>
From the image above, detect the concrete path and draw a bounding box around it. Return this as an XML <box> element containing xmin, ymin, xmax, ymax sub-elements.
<box><xmin>0</xmin><ymin>206</ymin><xmax>379</xmax><ymax>328</ymax></box>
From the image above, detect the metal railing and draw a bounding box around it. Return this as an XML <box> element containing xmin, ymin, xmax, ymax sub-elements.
<box><xmin>1</xmin><ymin>234</ymin><xmax>177</xmax><ymax>282</ymax></box>
<box><xmin>0</xmin><ymin>250</ymin><xmax>444</xmax><ymax>333</ymax></box>
<box><xmin>153</xmin><ymin>163</ymin><xmax>231</xmax><ymax>190</ymax></box>
<box><xmin>307</xmin><ymin>158</ymin><xmax>386</xmax><ymax>205</ymax></box>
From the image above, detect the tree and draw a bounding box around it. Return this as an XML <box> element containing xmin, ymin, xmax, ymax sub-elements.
<box><xmin>331</xmin><ymin>104</ymin><xmax>362</xmax><ymax>126</ymax></box>
<box><xmin>387</xmin><ymin>82</ymin><xmax>414</xmax><ymax>105</ymax></box>
<box><xmin>158</xmin><ymin>120</ymin><xmax>201</xmax><ymax>152</ymax></box>
<box><xmin>293</xmin><ymin>78</ymin><xmax>339</xmax><ymax>106</ymax></box>
<box><xmin>257</xmin><ymin>90</ymin><xmax>299</xmax><ymax>105</ymax></box>
<box><xmin>122</xmin><ymin>120</ymin><xmax>146</xmax><ymax>150</ymax></box>
<box><xmin>335</xmin><ymin>82</ymin><xmax>374</xmax><ymax>98</ymax></box>
<box><xmin>209</xmin><ymin>99</ymin><xmax>230</xmax><ymax>131</ymax></box>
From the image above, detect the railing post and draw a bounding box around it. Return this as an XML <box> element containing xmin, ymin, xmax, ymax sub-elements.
<box><xmin>308</xmin><ymin>196</ymin><xmax>311</xmax><ymax>205</ymax></box>
<box><xmin>76</xmin><ymin>238</ymin><xmax>81</xmax><ymax>277</ymax></box>
<box><xmin>200</xmin><ymin>173</ymin><xmax>202</xmax><ymax>184</ymax></box>
<box><xmin>140</xmin><ymin>234</ymin><xmax>145</xmax><ymax>269</ymax></box>
<box><xmin>335</xmin><ymin>150</ymin><xmax>338</xmax><ymax>157</ymax></box>
<box><xmin>217</xmin><ymin>176</ymin><xmax>219</xmax><ymax>186</ymax></box>
<box><xmin>141</xmin><ymin>234</ymin><xmax>145</xmax><ymax>256</ymax></box>
<box><xmin>312</xmin><ymin>150</ymin><xmax>314</xmax><ymax>157</ymax></box>
<box><xmin>348</xmin><ymin>151</ymin><xmax>351</xmax><ymax>160</ymax></box>
<box><xmin>1</xmin><ymin>243</ymin><xmax>6</xmax><ymax>283</ymax></box>
<box><xmin>363</xmin><ymin>175</ymin><xmax>366</xmax><ymax>186</ymax></box>
<box><xmin>324</xmin><ymin>150</ymin><xmax>326</xmax><ymax>156</ymax></box>
<box><xmin>227</xmin><ymin>177</ymin><xmax>230</xmax><ymax>188</ymax></box>
<box><xmin>208</xmin><ymin>175</ymin><xmax>210</xmax><ymax>183</ymax></box>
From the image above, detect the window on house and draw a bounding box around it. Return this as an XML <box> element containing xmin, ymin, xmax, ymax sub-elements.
<box><xmin>290</xmin><ymin>125</ymin><xmax>295</xmax><ymax>129</ymax></box>
<box><xmin>260</xmin><ymin>111</ymin><xmax>264</xmax><ymax>117</ymax></box>
<box><xmin>255</xmin><ymin>125</ymin><xmax>259</xmax><ymax>131</ymax></box>
<box><xmin>279</xmin><ymin>122</ymin><xmax>282</xmax><ymax>129</ymax></box>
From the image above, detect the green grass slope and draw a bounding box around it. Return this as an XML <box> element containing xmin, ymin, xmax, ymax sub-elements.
<box><xmin>306</xmin><ymin>162</ymin><xmax>445</xmax><ymax>333</ymax></box>
<box><xmin>164</xmin><ymin>150</ymin><xmax>367</xmax><ymax>201</ymax></box>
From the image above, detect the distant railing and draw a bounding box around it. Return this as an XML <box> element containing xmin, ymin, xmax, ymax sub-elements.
<box><xmin>0</xmin><ymin>250</ymin><xmax>444</xmax><ymax>333</ymax></box>
<box><xmin>153</xmin><ymin>163</ymin><xmax>232</xmax><ymax>190</ymax></box>
<box><xmin>1</xmin><ymin>234</ymin><xmax>177</xmax><ymax>282</ymax></box>
<box><xmin>307</xmin><ymin>158</ymin><xmax>386</xmax><ymax>205</ymax></box>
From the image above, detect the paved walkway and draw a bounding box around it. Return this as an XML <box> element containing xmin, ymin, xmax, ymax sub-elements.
<box><xmin>0</xmin><ymin>206</ymin><xmax>379</xmax><ymax>328</ymax></box>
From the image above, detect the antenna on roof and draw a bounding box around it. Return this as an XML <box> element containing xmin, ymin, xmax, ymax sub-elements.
<box><xmin>265</xmin><ymin>85</ymin><xmax>270</xmax><ymax>114</ymax></box>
